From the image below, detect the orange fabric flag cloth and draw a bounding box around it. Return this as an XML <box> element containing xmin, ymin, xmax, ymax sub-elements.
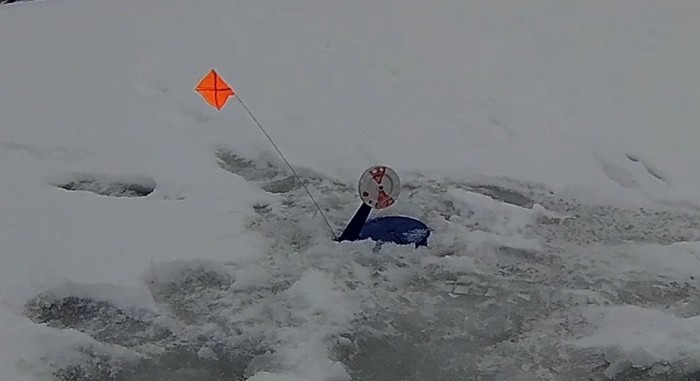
<box><xmin>195</xmin><ymin>69</ymin><xmax>235</xmax><ymax>110</ymax></box>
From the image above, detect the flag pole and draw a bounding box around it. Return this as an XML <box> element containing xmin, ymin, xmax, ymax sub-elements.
<box><xmin>234</xmin><ymin>95</ymin><xmax>338</xmax><ymax>240</ymax></box>
<box><xmin>195</xmin><ymin>70</ymin><xmax>338</xmax><ymax>240</ymax></box>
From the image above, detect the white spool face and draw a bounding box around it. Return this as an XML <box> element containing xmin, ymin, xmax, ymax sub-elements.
<box><xmin>358</xmin><ymin>165</ymin><xmax>400</xmax><ymax>209</ymax></box>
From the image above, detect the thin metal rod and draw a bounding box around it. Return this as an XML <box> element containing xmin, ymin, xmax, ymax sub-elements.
<box><xmin>235</xmin><ymin>96</ymin><xmax>338</xmax><ymax>240</ymax></box>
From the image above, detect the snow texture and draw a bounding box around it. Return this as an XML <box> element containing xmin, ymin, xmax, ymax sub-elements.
<box><xmin>2</xmin><ymin>0</ymin><xmax>700</xmax><ymax>380</ymax></box>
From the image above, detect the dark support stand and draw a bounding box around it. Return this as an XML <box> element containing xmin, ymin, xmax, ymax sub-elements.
<box><xmin>336</xmin><ymin>203</ymin><xmax>372</xmax><ymax>242</ymax></box>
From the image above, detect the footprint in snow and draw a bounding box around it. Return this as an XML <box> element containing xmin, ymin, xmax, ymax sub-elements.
<box><xmin>214</xmin><ymin>146</ymin><xmax>351</xmax><ymax>195</ymax></box>
<box><xmin>50</xmin><ymin>172</ymin><xmax>156</xmax><ymax>198</ymax></box>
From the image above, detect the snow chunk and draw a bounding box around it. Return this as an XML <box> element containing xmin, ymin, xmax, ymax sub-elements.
<box><xmin>284</xmin><ymin>269</ymin><xmax>356</xmax><ymax>327</ymax></box>
<box><xmin>575</xmin><ymin>305</ymin><xmax>700</xmax><ymax>376</ymax></box>
<box><xmin>446</xmin><ymin>187</ymin><xmax>542</xmax><ymax>238</ymax></box>
<box><xmin>197</xmin><ymin>346</ymin><xmax>217</xmax><ymax>360</ymax></box>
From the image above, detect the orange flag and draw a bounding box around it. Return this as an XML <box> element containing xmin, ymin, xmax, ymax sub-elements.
<box><xmin>195</xmin><ymin>69</ymin><xmax>235</xmax><ymax>110</ymax></box>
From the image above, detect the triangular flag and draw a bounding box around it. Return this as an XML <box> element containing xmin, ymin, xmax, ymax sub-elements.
<box><xmin>195</xmin><ymin>69</ymin><xmax>235</xmax><ymax>110</ymax></box>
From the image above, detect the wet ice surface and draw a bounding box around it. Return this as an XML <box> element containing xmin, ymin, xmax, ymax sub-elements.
<box><xmin>21</xmin><ymin>150</ymin><xmax>700</xmax><ymax>381</ymax></box>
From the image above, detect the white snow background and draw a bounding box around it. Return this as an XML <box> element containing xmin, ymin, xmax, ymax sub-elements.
<box><xmin>1</xmin><ymin>0</ymin><xmax>700</xmax><ymax>380</ymax></box>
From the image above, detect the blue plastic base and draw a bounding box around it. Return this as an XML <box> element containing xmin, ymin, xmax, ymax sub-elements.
<box><xmin>358</xmin><ymin>216</ymin><xmax>430</xmax><ymax>247</ymax></box>
<box><xmin>337</xmin><ymin>203</ymin><xmax>430</xmax><ymax>248</ymax></box>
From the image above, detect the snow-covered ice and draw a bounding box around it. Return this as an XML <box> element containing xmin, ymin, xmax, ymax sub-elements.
<box><xmin>2</xmin><ymin>0</ymin><xmax>700</xmax><ymax>380</ymax></box>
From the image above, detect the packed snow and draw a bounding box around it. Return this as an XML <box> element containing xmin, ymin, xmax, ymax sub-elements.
<box><xmin>2</xmin><ymin>0</ymin><xmax>700</xmax><ymax>380</ymax></box>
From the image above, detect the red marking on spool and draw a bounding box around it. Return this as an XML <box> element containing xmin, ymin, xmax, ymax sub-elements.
<box><xmin>376</xmin><ymin>191</ymin><xmax>394</xmax><ymax>209</ymax></box>
<box><xmin>371</xmin><ymin>167</ymin><xmax>386</xmax><ymax>184</ymax></box>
